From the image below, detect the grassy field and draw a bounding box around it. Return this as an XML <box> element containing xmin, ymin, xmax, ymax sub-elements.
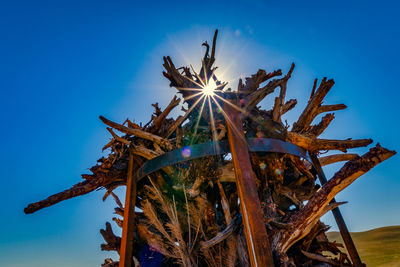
<box><xmin>327</xmin><ymin>226</ymin><xmax>400</xmax><ymax>267</ymax></box>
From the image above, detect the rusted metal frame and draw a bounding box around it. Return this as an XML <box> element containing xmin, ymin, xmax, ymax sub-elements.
<box><xmin>119</xmin><ymin>150</ymin><xmax>137</xmax><ymax>267</ymax></box>
<box><xmin>310</xmin><ymin>153</ymin><xmax>364</xmax><ymax>267</ymax></box>
<box><xmin>134</xmin><ymin>138</ymin><xmax>312</xmax><ymax>182</ymax></box>
<box><xmin>225</xmin><ymin>100</ymin><xmax>275</xmax><ymax>267</ymax></box>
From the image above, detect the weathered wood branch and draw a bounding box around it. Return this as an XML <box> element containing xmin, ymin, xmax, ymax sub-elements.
<box><xmin>152</xmin><ymin>95</ymin><xmax>181</xmax><ymax>132</ymax></box>
<box><xmin>308</xmin><ymin>113</ymin><xmax>335</xmax><ymax>137</ymax></box>
<box><xmin>210</xmin><ymin>30</ymin><xmax>218</xmax><ymax>63</ymax></box>
<box><xmin>286</xmin><ymin>131</ymin><xmax>373</xmax><ymax>152</ymax></box>
<box><xmin>131</xmin><ymin>144</ymin><xmax>162</xmax><ymax>160</ymax></box>
<box><xmin>99</xmin><ymin>115</ymin><xmax>173</xmax><ymax>150</ymax></box>
<box><xmin>111</xmin><ymin>191</ymin><xmax>123</xmax><ymax>209</ymax></box>
<box><xmin>200</xmin><ymin>30</ymin><xmax>218</xmax><ymax>80</ymax></box>
<box><xmin>242</xmin><ymin>69</ymin><xmax>271</xmax><ymax>93</ymax></box>
<box><xmin>273</xmin><ymin>144</ymin><xmax>396</xmax><ymax>255</ymax></box>
<box><xmin>245</xmin><ymin>63</ymin><xmax>294</xmax><ymax>111</ymax></box>
<box><xmin>317</xmin><ymin>104</ymin><xmax>347</xmax><ymax>114</ymax></box>
<box><xmin>102</xmin><ymin>128</ymin><xmax>130</xmax><ymax>151</ymax></box>
<box><xmin>164</xmin><ymin>94</ymin><xmax>206</xmax><ymax>138</ymax></box>
<box><xmin>162</xmin><ymin>56</ymin><xmax>188</xmax><ymax>88</ymax></box>
<box><xmin>24</xmin><ymin>178</ymin><xmax>105</xmax><ymax>214</ymax></box>
<box><xmin>201</xmin><ymin>214</ymin><xmax>242</xmax><ymax>249</ymax></box>
<box><xmin>301</xmin><ymin>250</ymin><xmax>339</xmax><ymax>266</ymax></box>
<box><xmin>309</xmin><ymin>78</ymin><xmax>318</xmax><ymax>100</ymax></box>
<box><xmin>113</xmin><ymin>217</ymin><xmax>123</xmax><ymax>228</ymax></box>
<box><xmin>278</xmin><ymin>63</ymin><xmax>295</xmax><ymax>106</ymax></box>
<box><xmin>319</xmin><ymin>154</ymin><xmax>358</xmax><ymax>166</ymax></box>
<box><xmin>123</xmin><ymin>118</ymin><xmax>141</xmax><ymax>129</ymax></box>
<box><xmin>281</xmin><ymin>99</ymin><xmax>297</xmax><ymax>115</ymax></box>
<box><xmin>292</xmin><ymin>78</ymin><xmax>335</xmax><ymax>132</ymax></box>
<box><xmin>219</xmin><ymin>162</ymin><xmax>235</xmax><ymax>183</ymax></box>
<box><xmin>272</xmin><ymin>97</ymin><xmax>281</xmax><ymax>122</ymax></box>
<box><xmin>100</xmin><ymin>222</ymin><xmax>121</xmax><ymax>252</ymax></box>
<box><xmin>102</xmin><ymin>258</ymin><xmax>120</xmax><ymax>267</ymax></box>
<box><xmin>217</xmin><ymin>180</ymin><xmax>232</xmax><ymax>224</ymax></box>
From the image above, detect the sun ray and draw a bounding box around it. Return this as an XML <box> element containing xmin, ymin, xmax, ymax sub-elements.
<box><xmin>166</xmin><ymin>94</ymin><xmax>206</xmax><ymax>138</ymax></box>
<box><xmin>190</xmin><ymin>96</ymin><xmax>207</xmax><ymax>145</ymax></box>
<box><xmin>183</xmin><ymin>93</ymin><xmax>206</xmax><ymax>119</ymax></box>
<box><xmin>213</xmin><ymin>93</ymin><xmax>249</xmax><ymax>116</ymax></box>
<box><xmin>182</xmin><ymin>74</ymin><xmax>205</xmax><ymax>89</ymax></box>
<box><xmin>207</xmin><ymin>96</ymin><xmax>220</xmax><ymax>153</ymax></box>
<box><xmin>166</xmin><ymin>35</ymin><xmax>198</xmax><ymax>69</ymax></box>
<box><xmin>177</xmin><ymin>86</ymin><xmax>203</xmax><ymax>92</ymax></box>
<box><xmin>213</xmin><ymin>37</ymin><xmax>252</xmax><ymax>85</ymax></box>
<box><xmin>210</xmin><ymin>95</ymin><xmax>248</xmax><ymax>146</ymax></box>
<box><xmin>213</xmin><ymin>93</ymin><xmax>270</xmax><ymax>135</ymax></box>
<box><xmin>213</xmin><ymin>93</ymin><xmax>270</xmax><ymax>126</ymax></box>
<box><xmin>209</xmin><ymin>70</ymin><xmax>229</xmax><ymax>92</ymax></box>
<box><xmin>190</xmin><ymin>65</ymin><xmax>206</xmax><ymax>87</ymax></box>
<box><xmin>209</xmin><ymin>67</ymin><xmax>217</xmax><ymax>82</ymax></box>
<box><xmin>183</xmin><ymin>92</ymin><xmax>204</xmax><ymax>102</ymax></box>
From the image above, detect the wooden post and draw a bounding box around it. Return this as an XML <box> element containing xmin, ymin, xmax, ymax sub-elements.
<box><xmin>310</xmin><ymin>153</ymin><xmax>364</xmax><ymax>267</ymax></box>
<box><xmin>224</xmin><ymin>101</ymin><xmax>275</xmax><ymax>267</ymax></box>
<box><xmin>119</xmin><ymin>151</ymin><xmax>137</xmax><ymax>267</ymax></box>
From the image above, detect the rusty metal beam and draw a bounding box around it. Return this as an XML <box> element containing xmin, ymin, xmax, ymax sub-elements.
<box><xmin>134</xmin><ymin>138</ymin><xmax>312</xmax><ymax>183</ymax></box>
<box><xmin>225</xmin><ymin>101</ymin><xmax>275</xmax><ymax>267</ymax></box>
<box><xmin>119</xmin><ymin>152</ymin><xmax>137</xmax><ymax>267</ymax></box>
<box><xmin>310</xmin><ymin>153</ymin><xmax>364</xmax><ymax>267</ymax></box>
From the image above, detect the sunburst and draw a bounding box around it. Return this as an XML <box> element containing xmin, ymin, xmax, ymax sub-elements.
<box><xmin>172</xmin><ymin>66</ymin><xmax>249</xmax><ymax>149</ymax></box>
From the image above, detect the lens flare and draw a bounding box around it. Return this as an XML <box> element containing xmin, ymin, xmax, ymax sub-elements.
<box><xmin>259</xmin><ymin>162</ymin><xmax>267</xmax><ymax>170</ymax></box>
<box><xmin>275</xmin><ymin>168</ymin><xmax>283</xmax><ymax>176</ymax></box>
<box><xmin>181</xmin><ymin>147</ymin><xmax>192</xmax><ymax>158</ymax></box>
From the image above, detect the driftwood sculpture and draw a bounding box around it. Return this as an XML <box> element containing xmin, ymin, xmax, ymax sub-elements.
<box><xmin>25</xmin><ymin>30</ymin><xmax>395</xmax><ymax>267</ymax></box>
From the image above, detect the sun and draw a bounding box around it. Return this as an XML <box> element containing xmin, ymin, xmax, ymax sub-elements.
<box><xmin>202</xmin><ymin>80</ymin><xmax>217</xmax><ymax>96</ymax></box>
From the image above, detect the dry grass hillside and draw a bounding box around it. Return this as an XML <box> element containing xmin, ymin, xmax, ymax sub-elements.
<box><xmin>327</xmin><ymin>226</ymin><xmax>400</xmax><ymax>267</ymax></box>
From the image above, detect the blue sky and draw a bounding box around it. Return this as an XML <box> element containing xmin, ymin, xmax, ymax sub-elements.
<box><xmin>1</xmin><ymin>0</ymin><xmax>399</xmax><ymax>266</ymax></box>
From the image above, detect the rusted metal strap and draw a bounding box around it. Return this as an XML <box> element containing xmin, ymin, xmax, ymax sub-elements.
<box><xmin>135</xmin><ymin>138</ymin><xmax>313</xmax><ymax>181</ymax></box>
<box><xmin>225</xmin><ymin>103</ymin><xmax>275</xmax><ymax>267</ymax></box>
<box><xmin>119</xmin><ymin>152</ymin><xmax>137</xmax><ymax>267</ymax></box>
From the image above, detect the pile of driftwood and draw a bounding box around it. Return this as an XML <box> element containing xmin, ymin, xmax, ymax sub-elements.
<box><xmin>25</xmin><ymin>30</ymin><xmax>395</xmax><ymax>267</ymax></box>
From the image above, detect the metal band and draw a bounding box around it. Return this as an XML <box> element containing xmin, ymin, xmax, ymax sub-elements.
<box><xmin>135</xmin><ymin>138</ymin><xmax>312</xmax><ymax>181</ymax></box>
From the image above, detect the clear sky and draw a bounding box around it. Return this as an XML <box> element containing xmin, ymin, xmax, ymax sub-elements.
<box><xmin>1</xmin><ymin>0</ymin><xmax>399</xmax><ymax>266</ymax></box>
